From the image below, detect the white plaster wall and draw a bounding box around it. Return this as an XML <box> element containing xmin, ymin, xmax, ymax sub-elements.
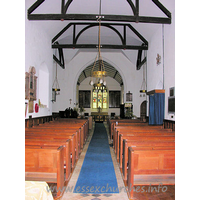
<box><xmin>146</xmin><ymin>9</ymin><xmax>175</xmax><ymax>121</ymax></box>
<box><xmin>52</xmin><ymin>50</ymin><xmax>146</xmax><ymax>117</ymax></box>
<box><xmin>25</xmin><ymin>1</ymin><xmax>53</xmax><ymax>119</ymax></box>
<box><xmin>164</xmin><ymin>9</ymin><xmax>175</xmax><ymax>121</ymax></box>
<box><xmin>147</xmin><ymin>25</ymin><xmax>164</xmax><ymax>91</ymax></box>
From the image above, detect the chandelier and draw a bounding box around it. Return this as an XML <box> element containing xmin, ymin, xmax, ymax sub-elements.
<box><xmin>89</xmin><ymin>0</ymin><xmax>106</xmax><ymax>87</ymax></box>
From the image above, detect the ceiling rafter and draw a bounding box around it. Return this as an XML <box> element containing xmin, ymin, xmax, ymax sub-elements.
<box><xmin>77</xmin><ymin>60</ymin><xmax>123</xmax><ymax>85</ymax></box>
<box><xmin>61</xmin><ymin>0</ymin><xmax>73</xmax><ymax>14</ymax></box>
<box><xmin>52</xmin><ymin>22</ymin><xmax>148</xmax><ymax>50</ymax></box>
<box><xmin>27</xmin><ymin>0</ymin><xmax>171</xmax><ymax>24</ymax></box>
<box><xmin>53</xmin><ymin>42</ymin><xmax>65</xmax><ymax>68</ymax></box>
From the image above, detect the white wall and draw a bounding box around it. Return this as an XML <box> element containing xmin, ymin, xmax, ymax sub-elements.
<box><xmin>25</xmin><ymin>1</ymin><xmax>53</xmax><ymax>119</ymax></box>
<box><xmin>146</xmin><ymin>9</ymin><xmax>175</xmax><ymax>121</ymax></box>
<box><xmin>164</xmin><ymin>9</ymin><xmax>175</xmax><ymax>121</ymax></box>
<box><xmin>25</xmin><ymin>1</ymin><xmax>175</xmax><ymax>121</ymax></box>
<box><xmin>52</xmin><ymin>50</ymin><xmax>146</xmax><ymax>117</ymax></box>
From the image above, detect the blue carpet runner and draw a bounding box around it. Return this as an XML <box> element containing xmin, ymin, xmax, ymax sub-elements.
<box><xmin>73</xmin><ymin>123</ymin><xmax>119</xmax><ymax>194</ymax></box>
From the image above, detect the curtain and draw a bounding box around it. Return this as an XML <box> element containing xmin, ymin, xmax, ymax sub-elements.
<box><xmin>149</xmin><ymin>95</ymin><xmax>155</xmax><ymax>125</ymax></box>
<box><xmin>149</xmin><ymin>93</ymin><xmax>165</xmax><ymax>125</ymax></box>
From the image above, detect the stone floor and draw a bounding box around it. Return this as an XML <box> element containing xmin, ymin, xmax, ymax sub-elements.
<box><xmin>60</xmin><ymin>122</ymin><xmax>175</xmax><ymax>200</ymax></box>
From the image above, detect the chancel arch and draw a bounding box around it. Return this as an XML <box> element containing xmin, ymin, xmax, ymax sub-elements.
<box><xmin>75</xmin><ymin>59</ymin><xmax>125</xmax><ymax>116</ymax></box>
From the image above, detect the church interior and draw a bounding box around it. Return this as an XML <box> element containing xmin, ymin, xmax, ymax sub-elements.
<box><xmin>9</xmin><ymin>0</ymin><xmax>193</xmax><ymax>199</ymax></box>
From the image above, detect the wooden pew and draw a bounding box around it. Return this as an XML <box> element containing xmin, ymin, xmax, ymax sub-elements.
<box><xmin>111</xmin><ymin>121</ymin><xmax>148</xmax><ymax>140</ymax></box>
<box><xmin>25</xmin><ymin>132</ymin><xmax>77</xmax><ymax>169</ymax></box>
<box><xmin>25</xmin><ymin>139</ymin><xmax>71</xmax><ymax>181</ymax></box>
<box><xmin>122</xmin><ymin>139</ymin><xmax>175</xmax><ymax>182</ymax></box>
<box><xmin>108</xmin><ymin>119</ymin><xmax>142</xmax><ymax>139</ymax></box>
<box><xmin>25</xmin><ymin>118</ymin><xmax>89</xmax><ymax>199</ymax></box>
<box><xmin>127</xmin><ymin>147</ymin><xmax>175</xmax><ymax>199</ymax></box>
<box><xmin>113</xmin><ymin>125</ymin><xmax>166</xmax><ymax>151</ymax></box>
<box><xmin>25</xmin><ymin>146</ymin><xmax>65</xmax><ymax>198</ymax></box>
<box><xmin>117</xmin><ymin>131</ymin><xmax>175</xmax><ymax>162</ymax></box>
<box><xmin>25</xmin><ymin>119</ymin><xmax>89</xmax><ymax>169</ymax></box>
<box><xmin>26</xmin><ymin>128</ymin><xmax>81</xmax><ymax>155</ymax></box>
<box><xmin>50</xmin><ymin>118</ymin><xmax>89</xmax><ymax>138</ymax></box>
<box><xmin>115</xmin><ymin>128</ymin><xmax>174</xmax><ymax>157</ymax></box>
<box><xmin>34</xmin><ymin>123</ymin><xmax>86</xmax><ymax>147</ymax></box>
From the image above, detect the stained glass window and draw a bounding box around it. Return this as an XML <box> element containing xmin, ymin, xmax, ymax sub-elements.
<box><xmin>92</xmin><ymin>85</ymin><xmax>107</xmax><ymax>109</ymax></box>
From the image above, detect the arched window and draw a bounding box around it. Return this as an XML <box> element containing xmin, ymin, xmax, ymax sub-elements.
<box><xmin>92</xmin><ymin>85</ymin><xmax>107</xmax><ymax>109</ymax></box>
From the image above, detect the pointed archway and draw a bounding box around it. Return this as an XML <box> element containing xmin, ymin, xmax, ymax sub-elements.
<box><xmin>76</xmin><ymin>59</ymin><xmax>124</xmax><ymax>117</ymax></box>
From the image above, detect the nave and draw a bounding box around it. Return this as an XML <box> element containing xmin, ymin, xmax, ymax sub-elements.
<box><xmin>60</xmin><ymin>122</ymin><xmax>175</xmax><ymax>200</ymax></box>
<box><xmin>25</xmin><ymin>117</ymin><xmax>175</xmax><ymax>200</ymax></box>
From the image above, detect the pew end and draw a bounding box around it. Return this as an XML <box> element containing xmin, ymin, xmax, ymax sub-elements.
<box><xmin>25</xmin><ymin>146</ymin><xmax>65</xmax><ymax>199</ymax></box>
<box><xmin>127</xmin><ymin>147</ymin><xmax>175</xmax><ymax>199</ymax></box>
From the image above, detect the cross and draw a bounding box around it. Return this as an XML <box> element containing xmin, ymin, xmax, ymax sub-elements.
<box><xmin>69</xmin><ymin>99</ymin><xmax>72</xmax><ymax>104</ymax></box>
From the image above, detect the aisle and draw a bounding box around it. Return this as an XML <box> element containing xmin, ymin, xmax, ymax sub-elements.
<box><xmin>61</xmin><ymin>122</ymin><xmax>129</xmax><ymax>200</ymax></box>
<box><xmin>73</xmin><ymin>123</ymin><xmax>118</xmax><ymax>194</ymax></box>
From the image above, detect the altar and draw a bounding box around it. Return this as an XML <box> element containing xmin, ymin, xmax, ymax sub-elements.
<box><xmin>91</xmin><ymin>112</ymin><xmax>108</xmax><ymax>122</ymax></box>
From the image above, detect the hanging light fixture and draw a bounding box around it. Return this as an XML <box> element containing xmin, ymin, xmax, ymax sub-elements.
<box><xmin>52</xmin><ymin>62</ymin><xmax>60</xmax><ymax>102</ymax></box>
<box><xmin>140</xmin><ymin>51</ymin><xmax>147</xmax><ymax>95</ymax></box>
<box><xmin>89</xmin><ymin>0</ymin><xmax>106</xmax><ymax>89</ymax></box>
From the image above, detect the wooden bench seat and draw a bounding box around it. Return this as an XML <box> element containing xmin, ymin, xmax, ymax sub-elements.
<box><xmin>117</xmin><ymin>130</ymin><xmax>175</xmax><ymax>159</ymax></box>
<box><xmin>25</xmin><ymin>132</ymin><xmax>77</xmax><ymax>168</ymax></box>
<box><xmin>127</xmin><ymin>147</ymin><xmax>175</xmax><ymax>199</ymax></box>
<box><xmin>108</xmin><ymin>119</ymin><xmax>143</xmax><ymax>137</ymax></box>
<box><xmin>113</xmin><ymin>125</ymin><xmax>170</xmax><ymax>150</ymax></box>
<box><xmin>48</xmin><ymin>118</ymin><xmax>89</xmax><ymax>137</ymax></box>
<box><xmin>109</xmin><ymin>120</ymin><xmax>175</xmax><ymax>200</ymax></box>
<box><xmin>25</xmin><ymin>145</ymin><xmax>65</xmax><ymax>198</ymax></box>
<box><xmin>122</xmin><ymin>140</ymin><xmax>175</xmax><ymax>182</ymax></box>
<box><xmin>111</xmin><ymin>122</ymin><xmax>148</xmax><ymax>139</ymax></box>
<box><xmin>33</xmin><ymin>123</ymin><xmax>87</xmax><ymax>146</ymax></box>
<box><xmin>115</xmin><ymin>129</ymin><xmax>175</xmax><ymax>158</ymax></box>
<box><xmin>118</xmin><ymin>135</ymin><xmax>175</xmax><ymax>172</ymax></box>
<box><xmin>25</xmin><ymin>139</ymin><xmax>71</xmax><ymax>181</ymax></box>
<box><xmin>25</xmin><ymin>119</ymin><xmax>89</xmax><ymax>199</ymax></box>
<box><xmin>26</xmin><ymin>128</ymin><xmax>81</xmax><ymax>154</ymax></box>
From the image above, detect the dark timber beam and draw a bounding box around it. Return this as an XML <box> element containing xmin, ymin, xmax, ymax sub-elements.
<box><xmin>64</xmin><ymin>0</ymin><xmax>73</xmax><ymax>13</ymax></box>
<box><xmin>135</xmin><ymin>0</ymin><xmax>139</xmax><ymax>22</ymax></box>
<box><xmin>52</xmin><ymin>44</ymin><xmax>148</xmax><ymax>50</ymax></box>
<box><xmin>53</xmin><ymin>55</ymin><xmax>65</xmax><ymax>69</ymax></box>
<box><xmin>28</xmin><ymin>0</ymin><xmax>45</xmax><ymax>15</ymax></box>
<box><xmin>113</xmin><ymin>71</ymin><xmax>118</xmax><ymax>79</ymax></box>
<box><xmin>28</xmin><ymin>14</ymin><xmax>171</xmax><ymax>24</ymax></box>
<box><xmin>74</xmin><ymin>23</ymin><xmax>124</xmax><ymax>45</ymax></box>
<box><xmin>28</xmin><ymin>0</ymin><xmax>171</xmax><ymax>24</ymax></box>
<box><xmin>52</xmin><ymin>22</ymin><xmax>148</xmax><ymax>50</ymax></box>
<box><xmin>52</xmin><ymin>23</ymin><xmax>72</xmax><ymax>43</ymax></box>
<box><xmin>53</xmin><ymin>42</ymin><xmax>65</xmax><ymax>69</ymax></box>
<box><xmin>127</xmin><ymin>24</ymin><xmax>148</xmax><ymax>45</ymax></box>
<box><xmin>137</xmin><ymin>57</ymin><xmax>147</xmax><ymax>70</ymax></box>
<box><xmin>83</xmin><ymin>71</ymin><xmax>87</xmax><ymax>78</ymax></box>
<box><xmin>126</xmin><ymin>0</ymin><xmax>136</xmax><ymax>15</ymax></box>
<box><xmin>152</xmin><ymin>0</ymin><xmax>171</xmax><ymax>18</ymax></box>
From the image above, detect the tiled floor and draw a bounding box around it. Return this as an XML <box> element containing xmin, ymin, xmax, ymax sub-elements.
<box><xmin>60</xmin><ymin>122</ymin><xmax>175</xmax><ymax>200</ymax></box>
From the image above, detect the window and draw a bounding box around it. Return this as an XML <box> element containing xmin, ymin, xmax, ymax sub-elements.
<box><xmin>109</xmin><ymin>91</ymin><xmax>120</xmax><ymax>108</ymax></box>
<box><xmin>92</xmin><ymin>86</ymin><xmax>107</xmax><ymax>109</ymax></box>
<box><xmin>79</xmin><ymin>90</ymin><xmax>91</xmax><ymax>108</ymax></box>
